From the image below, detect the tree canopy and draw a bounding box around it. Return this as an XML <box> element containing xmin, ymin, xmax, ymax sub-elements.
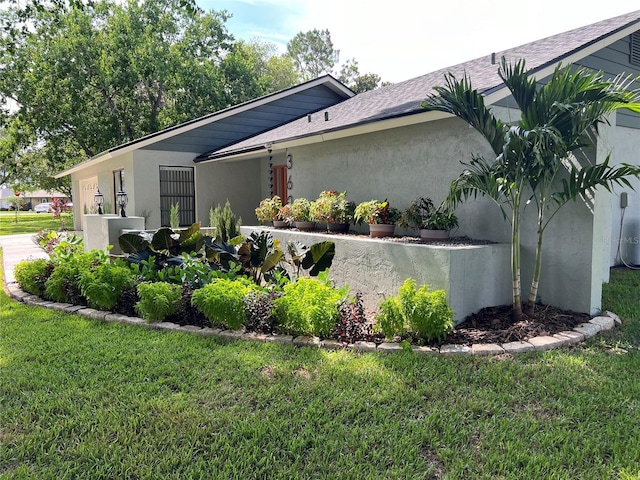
<box><xmin>0</xmin><ymin>1</ymin><xmax>388</xmax><ymax>194</ymax></box>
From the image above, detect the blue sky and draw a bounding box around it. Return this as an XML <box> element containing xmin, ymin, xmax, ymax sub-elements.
<box><xmin>201</xmin><ymin>1</ymin><xmax>640</xmax><ymax>84</ymax></box>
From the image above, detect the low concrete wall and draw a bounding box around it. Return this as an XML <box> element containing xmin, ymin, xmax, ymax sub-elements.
<box><xmin>84</xmin><ymin>215</ymin><xmax>145</xmax><ymax>254</ymax></box>
<box><xmin>240</xmin><ymin>226</ymin><xmax>512</xmax><ymax>324</ymax></box>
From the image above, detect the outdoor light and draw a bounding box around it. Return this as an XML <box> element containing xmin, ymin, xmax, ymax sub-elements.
<box><xmin>94</xmin><ymin>188</ymin><xmax>104</xmax><ymax>215</ymax></box>
<box><xmin>116</xmin><ymin>189</ymin><xmax>128</xmax><ymax>217</ymax></box>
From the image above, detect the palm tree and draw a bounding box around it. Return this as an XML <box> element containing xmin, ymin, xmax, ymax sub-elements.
<box><xmin>503</xmin><ymin>61</ymin><xmax>640</xmax><ymax>315</ymax></box>
<box><xmin>424</xmin><ymin>57</ymin><xmax>640</xmax><ymax>321</ymax></box>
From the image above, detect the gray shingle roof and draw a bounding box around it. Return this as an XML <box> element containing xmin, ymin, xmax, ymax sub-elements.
<box><xmin>198</xmin><ymin>9</ymin><xmax>640</xmax><ymax>161</ymax></box>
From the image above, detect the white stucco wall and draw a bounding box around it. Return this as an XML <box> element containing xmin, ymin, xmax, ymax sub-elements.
<box><xmin>248</xmin><ymin>116</ymin><xmax>607</xmax><ymax>315</ymax></box>
<box><xmin>194</xmin><ymin>157</ymin><xmax>262</xmax><ymax>228</ymax></box>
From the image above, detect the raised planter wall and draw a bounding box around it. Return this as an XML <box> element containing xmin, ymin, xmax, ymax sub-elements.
<box><xmin>84</xmin><ymin>214</ymin><xmax>145</xmax><ymax>254</ymax></box>
<box><xmin>241</xmin><ymin>226</ymin><xmax>512</xmax><ymax>324</ymax></box>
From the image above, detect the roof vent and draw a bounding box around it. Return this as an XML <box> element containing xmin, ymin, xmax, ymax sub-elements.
<box><xmin>491</xmin><ymin>52</ymin><xmax>496</xmax><ymax>65</ymax></box>
<box><xmin>307</xmin><ymin>114</ymin><xmax>311</xmax><ymax>122</ymax></box>
<box><xmin>630</xmin><ymin>31</ymin><xmax>640</xmax><ymax>66</ymax></box>
<box><xmin>324</xmin><ymin>112</ymin><xmax>329</xmax><ymax>121</ymax></box>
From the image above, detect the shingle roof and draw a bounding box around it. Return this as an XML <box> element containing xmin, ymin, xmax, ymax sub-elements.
<box><xmin>198</xmin><ymin>9</ymin><xmax>640</xmax><ymax>161</ymax></box>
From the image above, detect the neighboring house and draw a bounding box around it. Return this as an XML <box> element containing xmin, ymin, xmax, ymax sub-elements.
<box><xmin>0</xmin><ymin>187</ymin><xmax>69</xmax><ymax>210</ymax></box>
<box><xmin>57</xmin><ymin>10</ymin><xmax>640</xmax><ymax>317</ymax></box>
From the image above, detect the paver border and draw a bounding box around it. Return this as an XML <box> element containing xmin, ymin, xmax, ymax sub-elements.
<box><xmin>3</xmin><ymin>283</ymin><xmax>621</xmax><ymax>355</ymax></box>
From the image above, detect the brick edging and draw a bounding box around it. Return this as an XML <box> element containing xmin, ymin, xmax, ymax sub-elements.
<box><xmin>5</xmin><ymin>283</ymin><xmax>621</xmax><ymax>355</ymax></box>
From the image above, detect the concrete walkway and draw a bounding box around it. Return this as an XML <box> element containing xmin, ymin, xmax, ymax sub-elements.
<box><xmin>0</xmin><ymin>234</ymin><xmax>49</xmax><ymax>285</ymax></box>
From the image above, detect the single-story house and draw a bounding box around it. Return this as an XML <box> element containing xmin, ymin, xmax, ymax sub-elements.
<box><xmin>0</xmin><ymin>187</ymin><xmax>70</xmax><ymax>210</ymax></box>
<box><xmin>57</xmin><ymin>9</ymin><xmax>640</xmax><ymax>318</ymax></box>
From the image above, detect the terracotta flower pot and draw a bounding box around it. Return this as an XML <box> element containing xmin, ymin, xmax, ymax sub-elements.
<box><xmin>369</xmin><ymin>223</ymin><xmax>395</xmax><ymax>238</ymax></box>
<box><xmin>420</xmin><ymin>229</ymin><xmax>450</xmax><ymax>241</ymax></box>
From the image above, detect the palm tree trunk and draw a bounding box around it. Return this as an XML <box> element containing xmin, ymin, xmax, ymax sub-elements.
<box><xmin>511</xmin><ymin>197</ymin><xmax>523</xmax><ymax>321</ymax></box>
<box><xmin>525</xmin><ymin>206</ymin><xmax>544</xmax><ymax>316</ymax></box>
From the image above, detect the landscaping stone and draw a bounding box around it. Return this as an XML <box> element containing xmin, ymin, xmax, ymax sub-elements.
<box><xmin>501</xmin><ymin>341</ymin><xmax>535</xmax><ymax>353</ymax></box>
<box><xmin>122</xmin><ymin>316</ymin><xmax>147</xmax><ymax>326</ymax></box>
<box><xmin>77</xmin><ymin>308</ymin><xmax>107</xmax><ymax>321</ymax></box>
<box><xmin>104</xmin><ymin>313</ymin><xmax>130</xmax><ymax>323</ymax></box>
<box><xmin>293</xmin><ymin>336</ymin><xmax>321</xmax><ymax>347</ymax></box>
<box><xmin>528</xmin><ymin>335</ymin><xmax>565</xmax><ymax>351</ymax></box>
<box><xmin>217</xmin><ymin>329</ymin><xmax>245</xmax><ymax>340</ymax></box>
<box><xmin>7</xmin><ymin>285</ymin><xmax>28</xmax><ymax>300</ymax></box>
<box><xmin>241</xmin><ymin>332</ymin><xmax>269</xmax><ymax>342</ymax></box>
<box><xmin>150</xmin><ymin>321</ymin><xmax>181</xmax><ymax>331</ymax></box>
<box><xmin>263</xmin><ymin>334</ymin><xmax>294</xmax><ymax>344</ymax></box>
<box><xmin>604</xmin><ymin>310</ymin><xmax>622</xmax><ymax>325</ymax></box>
<box><xmin>377</xmin><ymin>342</ymin><xmax>405</xmax><ymax>353</ymax></box>
<box><xmin>319</xmin><ymin>339</ymin><xmax>343</xmax><ymax>350</ymax></box>
<box><xmin>589</xmin><ymin>316</ymin><xmax>615</xmax><ymax>330</ymax></box>
<box><xmin>553</xmin><ymin>330</ymin><xmax>585</xmax><ymax>345</ymax></box>
<box><xmin>439</xmin><ymin>344</ymin><xmax>471</xmax><ymax>355</ymax></box>
<box><xmin>65</xmin><ymin>305</ymin><xmax>87</xmax><ymax>313</ymax></box>
<box><xmin>48</xmin><ymin>302</ymin><xmax>73</xmax><ymax>311</ymax></box>
<box><xmin>197</xmin><ymin>327</ymin><xmax>222</xmax><ymax>337</ymax></box>
<box><xmin>573</xmin><ymin>322</ymin><xmax>601</xmax><ymax>339</ymax></box>
<box><xmin>412</xmin><ymin>345</ymin><xmax>437</xmax><ymax>354</ymax></box>
<box><xmin>350</xmin><ymin>341</ymin><xmax>377</xmax><ymax>352</ymax></box>
<box><xmin>471</xmin><ymin>343</ymin><xmax>505</xmax><ymax>356</ymax></box>
<box><xmin>177</xmin><ymin>325</ymin><xmax>204</xmax><ymax>333</ymax></box>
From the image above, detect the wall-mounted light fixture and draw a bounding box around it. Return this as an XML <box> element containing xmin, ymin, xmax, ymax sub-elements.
<box><xmin>116</xmin><ymin>189</ymin><xmax>128</xmax><ymax>217</ymax></box>
<box><xmin>94</xmin><ymin>188</ymin><xmax>104</xmax><ymax>215</ymax></box>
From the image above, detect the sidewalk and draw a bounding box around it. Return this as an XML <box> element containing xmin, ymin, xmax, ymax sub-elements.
<box><xmin>0</xmin><ymin>234</ymin><xmax>49</xmax><ymax>286</ymax></box>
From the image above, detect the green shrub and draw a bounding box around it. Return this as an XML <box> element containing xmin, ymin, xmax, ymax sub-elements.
<box><xmin>136</xmin><ymin>282</ymin><xmax>182</xmax><ymax>322</ymax></box>
<box><xmin>375</xmin><ymin>295</ymin><xmax>405</xmax><ymax>339</ymax></box>
<box><xmin>79</xmin><ymin>261</ymin><xmax>136</xmax><ymax>311</ymax></box>
<box><xmin>375</xmin><ymin>278</ymin><xmax>453</xmax><ymax>342</ymax></box>
<box><xmin>209</xmin><ymin>199</ymin><xmax>241</xmax><ymax>243</ymax></box>
<box><xmin>273</xmin><ymin>276</ymin><xmax>347</xmax><ymax>337</ymax></box>
<box><xmin>44</xmin><ymin>250</ymin><xmax>102</xmax><ymax>304</ymax></box>
<box><xmin>14</xmin><ymin>258</ymin><xmax>52</xmax><ymax>296</ymax></box>
<box><xmin>191</xmin><ymin>277</ymin><xmax>257</xmax><ymax>330</ymax></box>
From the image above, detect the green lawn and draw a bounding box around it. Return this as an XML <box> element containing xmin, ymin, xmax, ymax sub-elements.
<box><xmin>0</xmin><ymin>211</ymin><xmax>73</xmax><ymax>235</ymax></box>
<box><xmin>1</xmin><ymin>263</ymin><xmax>640</xmax><ymax>479</ymax></box>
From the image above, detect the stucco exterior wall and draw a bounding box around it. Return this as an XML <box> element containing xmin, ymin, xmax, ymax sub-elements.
<box><xmin>194</xmin><ymin>157</ymin><xmax>262</xmax><ymax>228</ymax></box>
<box><xmin>247</xmin><ymin>116</ymin><xmax>602</xmax><ymax>315</ymax></box>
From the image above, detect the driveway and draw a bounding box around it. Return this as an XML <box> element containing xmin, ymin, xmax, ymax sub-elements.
<box><xmin>0</xmin><ymin>234</ymin><xmax>49</xmax><ymax>285</ymax></box>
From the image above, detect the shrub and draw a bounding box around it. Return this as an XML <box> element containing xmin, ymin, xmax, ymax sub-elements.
<box><xmin>136</xmin><ymin>282</ymin><xmax>182</xmax><ymax>322</ymax></box>
<box><xmin>375</xmin><ymin>278</ymin><xmax>453</xmax><ymax>342</ymax></box>
<box><xmin>335</xmin><ymin>292</ymin><xmax>375</xmax><ymax>343</ymax></box>
<box><xmin>209</xmin><ymin>200</ymin><xmax>241</xmax><ymax>243</ymax></box>
<box><xmin>44</xmin><ymin>250</ymin><xmax>102</xmax><ymax>304</ymax></box>
<box><xmin>191</xmin><ymin>277</ymin><xmax>257</xmax><ymax>330</ymax></box>
<box><xmin>165</xmin><ymin>285</ymin><xmax>211</xmax><ymax>328</ymax></box>
<box><xmin>244</xmin><ymin>290</ymin><xmax>282</xmax><ymax>334</ymax></box>
<box><xmin>79</xmin><ymin>261</ymin><xmax>136</xmax><ymax>311</ymax></box>
<box><xmin>14</xmin><ymin>258</ymin><xmax>53</xmax><ymax>296</ymax></box>
<box><xmin>273</xmin><ymin>275</ymin><xmax>347</xmax><ymax>337</ymax></box>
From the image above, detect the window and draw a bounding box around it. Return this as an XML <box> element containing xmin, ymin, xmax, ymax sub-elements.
<box><xmin>113</xmin><ymin>169</ymin><xmax>125</xmax><ymax>214</ymax></box>
<box><xmin>159</xmin><ymin>166</ymin><xmax>195</xmax><ymax>226</ymax></box>
<box><xmin>273</xmin><ymin>164</ymin><xmax>288</xmax><ymax>203</ymax></box>
<box><xmin>631</xmin><ymin>31</ymin><xmax>640</xmax><ymax>66</ymax></box>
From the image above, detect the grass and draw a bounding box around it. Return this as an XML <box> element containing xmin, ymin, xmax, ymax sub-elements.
<box><xmin>0</xmin><ymin>212</ymin><xmax>73</xmax><ymax>235</ymax></box>
<box><xmin>1</xmin><ymin>263</ymin><xmax>640</xmax><ymax>479</ymax></box>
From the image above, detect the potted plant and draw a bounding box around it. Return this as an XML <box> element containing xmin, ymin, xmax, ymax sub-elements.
<box><xmin>354</xmin><ymin>199</ymin><xmax>401</xmax><ymax>238</ymax></box>
<box><xmin>291</xmin><ymin>198</ymin><xmax>315</xmax><ymax>231</ymax></box>
<box><xmin>276</xmin><ymin>203</ymin><xmax>294</xmax><ymax>228</ymax></box>
<box><xmin>255</xmin><ymin>196</ymin><xmax>283</xmax><ymax>226</ymax></box>
<box><xmin>398</xmin><ymin>197</ymin><xmax>458</xmax><ymax>241</ymax></box>
<box><xmin>310</xmin><ymin>191</ymin><xmax>355</xmax><ymax>232</ymax></box>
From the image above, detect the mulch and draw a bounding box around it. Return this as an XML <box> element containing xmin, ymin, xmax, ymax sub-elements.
<box><xmin>437</xmin><ymin>304</ymin><xmax>593</xmax><ymax>346</ymax></box>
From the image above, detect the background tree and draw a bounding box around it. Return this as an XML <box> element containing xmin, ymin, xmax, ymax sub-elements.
<box><xmin>0</xmin><ymin>0</ymin><xmax>248</xmax><ymax>191</ymax></box>
<box><xmin>286</xmin><ymin>28</ymin><xmax>339</xmax><ymax>81</ymax></box>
